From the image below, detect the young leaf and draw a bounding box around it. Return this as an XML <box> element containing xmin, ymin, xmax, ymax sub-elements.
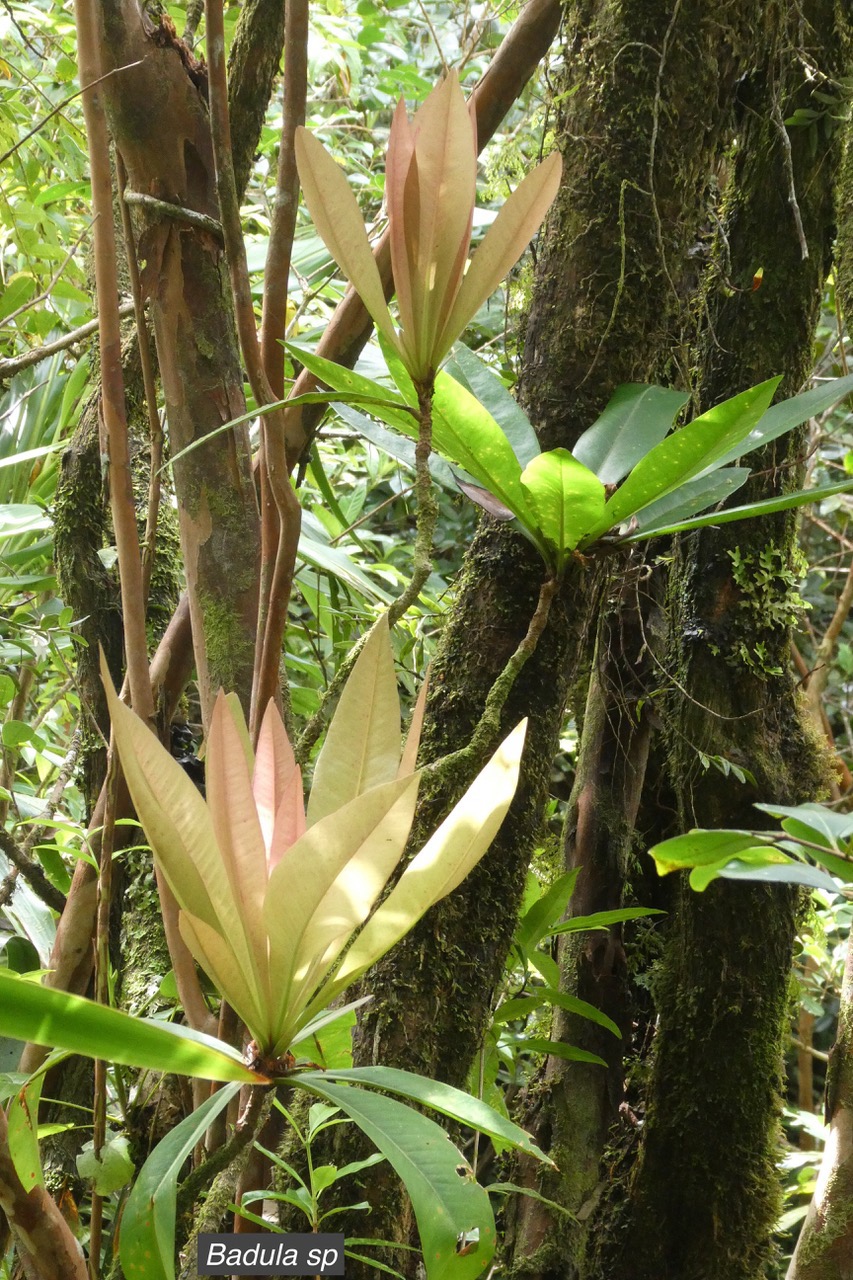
<box><xmin>293</xmin><ymin>1078</ymin><xmax>496</xmax><ymax>1280</ymax></box>
<box><xmin>431</xmin><ymin>371</ymin><xmax>532</xmax><ymax>519</ymax></box>
<box><xmin>573</xmin><ymin>384</ymin><xmax>690</xmax><ymax>483</ymax></box>
<box><xmin>308</xmin><ymin>615</ymin><xmax>403</xmax><ymax>825</ymax></box>
<box><xmin>649</xmin><ymin>829</ymin><xmax>774</xmax><ymax>877</ymax></box>
<box><xmin>120</xmin><ymin>1083</ymin><xmax>241</xmax><ymax>1280</ymax></box>
<box><xmin>514</xmin><ymin>868</ymin><xmax>580</xmax><ymax>956</ymax></box>
<box><xmin>519</xmin><ymin>449</ymin><xmax>606</xmax><ymax>567</ymax></box>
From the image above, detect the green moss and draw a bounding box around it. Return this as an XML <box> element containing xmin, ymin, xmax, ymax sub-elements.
<box><xmin>196</xmin><ymin>590</ymin><xmax>255</xmax><ymax>694</ymax></box>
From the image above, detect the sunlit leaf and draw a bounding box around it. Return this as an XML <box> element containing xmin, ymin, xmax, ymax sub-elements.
<box><xmin>573</xmin><ymin>384</ymin><xmax>689</xmax><ymax>483</ymax></box>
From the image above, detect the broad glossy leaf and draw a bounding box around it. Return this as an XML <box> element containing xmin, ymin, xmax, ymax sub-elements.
<box><xmin>120</xmin><ymin>1083</ymin><xmax>241</xmax><ymax>1280</ymax></box>
<box><xmin>519</xmin><ymin>449</ymin><xmax>606</xmax><ymax>566</ymax></box>
<box><xmin>431</xmin><ymin>371</ymin><xmax>532</xmax><ymax>519</ymax></box>
<box><xmin>445</xmin><ymin>345</ymin><xmax>540</xmax><ymax>467</ymax></box>
<box><xmin>302</xmin><ymin>1065</ymin><xmax>553</xmax><ymax>1164</ymax></box>
<box><xmin>308</xmin><ymin>615</ymin><xmax>403</xmax><ymax>825</ymax></box>
<box><xmin>293</xmin><ymin>1078</ymin><xmax>496</xmax><ymax>1280</ymax></box>
<box><xmin>716</xmin><ymin>860</ymin><xmax>840</xmax><ymax>893</ymax></box>
<box><xmin>707</xmin><ymin>370</ymin><xmax>853</xmax><ymax>472</ymax></box>
<box><xmin>0</xmin><ymin>971</ymin><xmax>259</xmax><ymax>1083</ymax></box>
<box><xmin>649</xmin><ymin>829</ymin><xmax>774</xmax><ymax>876</ymax></box>
<box><xmin>625</xmin><ymin>476</ymin><xmax>853</xmax><ymax>540</ymax></box>
<box><xmin>573</xmin><ymin>384</ymin><xmax>689</xmax><ymax>483</ymax></box>
<box><xmin>324</xmin><ymin>722</ymin><xmax>526</xmax><ymax>1000</ymax></box>
<box><xmin>295</xmin><ymin>128</ymin><xmax>401</xmax><ymax>356</ymax></box>
<box><xmin>755</xmin><ymin>802</ymin><xmax>853</xmax><ymax>846</ymax></box>
<box><xmin>595</xmin><ymin>378</ymin><xmax>780</xmax><ymax>534</ymax></box>
<box><xmin>436</xmin><ymin>151</ymin><xmax>562</xmax><ymax>365</ymax></box>
<box><xmin>629</xmin><ymin>468</ymin><xmax>750</xmax><ymax>535</ymax></box>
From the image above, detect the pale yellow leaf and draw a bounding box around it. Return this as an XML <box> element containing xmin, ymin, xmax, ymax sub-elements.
<box><xmin>253</xmin><ymin>698</ymin><xmax>302</xmax><ymax>858</ymax></box>
<box><xmin>307</xmin><ymin>614</ymin><xmax>402</xmax><ymax>825</ymax></box>
<box><xmin>435</xmin><ymin>151</ymin><xmax>561</xmax><ymax>365</ymax></box>
<box><xmin>295</xmin><ymin>128</ymin><xmax>401</xmax><ymax>356</ymax></box>
<box><xmin>323</xmin><ymin>721</ymin><xmax>527</xmax><ymax>1000</ymax></box>
<box><xmin>179</xmin><ymin>912</ymin><xmax>265</xmax><ymax>1043</ymax></box>
<box><xmin>398</xmin><ymin>669</ymin><xmax>430</xmax><ymax>777</ymax></box>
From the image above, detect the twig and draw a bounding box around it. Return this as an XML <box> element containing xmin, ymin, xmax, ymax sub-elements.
<box><xmin>0</xmin><ymin>302</ymin><xmax>136</xmax><ymax>380</ymax></box>
<box><xmin>771</xmin><ymin>93</ymin><xmax>809</xmax><ymax>261</ymax></box>
<box><xmin>121</xmin><ymin>190</ymin><xmax>224</xmax><ymax>241</ymax></box>
<box><xmin>0</xmin><ymin>829</ymin><xmax>67</xmax><ymax>914</ymax></box>
<box><xmin>177</xmin><ymin>1086</ymin><xmax>272</xmax><ymax>1220</ymax></box>
<box><xmin>807</xmin><ymin>553</ymin><xmax>853</xmax><ymax>717</ymax></box>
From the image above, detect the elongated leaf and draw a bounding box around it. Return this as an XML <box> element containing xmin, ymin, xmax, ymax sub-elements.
<box><xmin>494</xmin><ymin>989</ymin><xmax>620</xmax><ymax>1037</ymax></box>
<box><xmin>120</xmin><ymin>1083</ymin><xmax>241</xmax><ymax>1280</ymax></box>
<box><xmin>625</xmin><ymin>476</ymin><xmax>853</xmax><ymax>540</ymax></box>
<box><xmin>706</xmin><ymin>370</ymin><xmax>853</xmax><ymax>472</ymax></box>
<box><xmin>629</xmin><ymin>468</ymin><xmax>750</xmax><ymax>535</ymax></box>
<box><xmin>445</xmin><ymin>345</ymin><xmax>540</xmax><ymax>467</ymax></box>
<box><xmin>295</xmin><ymin>128</ymin><xmax>401</xmax><ymax>355</ymax></box>
<box><xmin>546</xmin><ymin>906</ymin><xmax>663</xmax><ymax>937</ymax></box>
<box><xmin>399</xmin><ymin>671</ymin><xmax>430</xmax><ymax>778</ymax></box>
<box><xmin>298</xmin><ymin>529</ymin><xmax>394</xmax><ymax>605</ymax></box>
<box><xmin>514</xmin><ymin>869</ymin><xmax>580</xmax><ymax>955</ymax></box>
<box><xmin>593</xmin><ymin>378</ymin><xmax>780</xmax><ymax>535</ymax></box>
<box><xmin>573</xmin><ymin>384</ymin><xmax>689</xmax><ymax>483</ymax></box>
<box><xmin>287</xmin><ymin>344</ymin><xmax>417</xmax><ymax>436</ymax></box>
<box><xmin>436</xmin><ymin>151</ymin><xmax>562</xmax><ymax>364</ymax></box>
<box><xmin>300</xmin><ymin>1065</ymin><xmax>552</xmax><ymax>1164</ymax></box>
<box><xmin>716</xmin><ymin>860</ymin><xmax>840</xmax><ymax>893</ymax></box>
<box><xmin>7</xmin><ymin>1069</ymin><xmax>44</xmax><ymax>1190</ymax></box>
<box><xmin>293</xmin><ymin>1078</ymin><xmax>496</xmax><ymax>1280</ymax></box>
<box><xmin>322</xmin><ymin>722</ymin><xmax>526</xmax><ymax>1004</ymax></box>
<box><xmin>332</xmin><ymin>403</ymin><xmax>460</xmax><ymax>490</ymax></box>
<box><xmin>517</xmin><ymin>1038</ymin><xmax>606</xmax><ymax>1066</ymax></box>
<box><xmin>519</xmin><ymin>449</ymin><xmax>606</xmax><ymax>566</ymax></box>
<box><xmin>308</xmin><ymin>615</ymin><xmax>403</xmax><ymax>824</ymax></box>
<box><xmin>755</xmin><ymin>802</ymin><xmax>853</xmax><ymax>848</ymax></box>
<box><xmin>0</xmin><ymin>971</ymin><xmax>259</xmax><ymax>1083</ymax></box>
<box><xmin>431</xmin><ymin>372</ymin><xmax>533</xmax><ymax>521</ymax></box>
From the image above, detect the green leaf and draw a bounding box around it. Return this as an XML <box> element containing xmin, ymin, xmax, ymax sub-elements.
<box><xmin>631</xmin><ymin>468</ymin><xmax>750</xmax><ymax>534</ymax></box>
<box><xmin>77</xmin><ymin>1134</ymin><xmax>134</xmax><ymax>1194</ymax></box>
<box><xmin>444</xmin><ymin>345</ymin><xmax>540</xmax><ymax>467</ymax></box>
<box><xmin>515</xmin><ymin>1038</ymin><xmax>606</xmax><ymax>1066</ymax></box>
<box><xmin>120</xmin><ymin>1083</ymin><xmax>241</xmax><ymax>1280</ymax></box>
<box><xmin>302</xmin><ymin>1066</ymin><xmax>552</xmax><ymax>1164</ymax></box>
<box><xmin>546</xmin><ymin>907</ymin><xmax>663</xmax><ymax>937</ymax></box>
<box><xmin>707</xmin><ymin>370</ymin><xmax>853</xmax><ymax>472</ymax></box>
<box><xmin>288</xmin><ymin>345</ymin><xmax>416</xmax><ymax>436</ymax></box>
<box><xmin>493</xmin><ymin>989</ymin><xmax>620</xmax><ymax>1037</ymax></box>
<box><xmin>514</xmin><ymin>869</ymin><xmax>579</xmax><ymax>956</ymax></box>
<box><xmin>625</xmin><ymin>476</ymin><xmax>853</xmax><ymax>540</ymax></box>
<box><xmin>755</xmin><ymin>802</ymin><xmax>853</xmax><ymax>847</ymax></box>
<box><xmin>573</xmin><ymin>384</ymin><xmax>690</xmax><ymax>483</ymax></box>
<box><xmin>332</xmin><ymin>403</ymin><xmax>460</xmax><ymax>490</ymax></box>
<box><xmin>714</xmin><ymin>860</ymin><xmax>840</xmax><ymax>893</ymax></box>
<box><xmin>0</xmin><ymin>971</ymin><xmax>260</xmax><ymax>1084</ymax></box>
<box><xmin>594</xmin><ymin>378</ymin><xmax>780</xmax><ymax>535</ymax></box>
<box><xmin>519</xmin><ymin>450</ymin><xmax>606</xmax><ymax>567</ymax></box>
<box><xmin>293</xmin><ymin>1078</ymin><xmax>496</xmax><ymax>1280</ymax></box>
<box><xmin>649</xmin><ymin>830</ymin><xmax>774</xmax><ymax>876</ymax></box>
<box><xmin>297</xmin><ymin>531</ymin><xmax>394</xmax><ymax>605</ymax></box>
<box><xmin>6</xmin><ymin>1069</ymin><xmax>45</xmax><ymax>1191</ymax></box>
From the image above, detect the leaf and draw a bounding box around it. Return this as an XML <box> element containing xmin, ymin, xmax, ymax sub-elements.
<box><xmin>322</xmin><ymin>722</ymin><xmax>526</xmax><ymax>1005</ymax></box>
<box><xmin>294</xmin><ymin>128</ymin><xmax>401</xmax><ymax>356</ymax></box>
<box><xmin>332</xmin><ymin>403</ymin><xmax>459</xmax><ymax>491</ymax></box>
<box><xmin>516</xmin><ymin>1038</ymin><xmax>606</xmax><ymax>1066</ymax></box>
<box><xmin>298</xmin><ymin>528</ymin><xmax>394</xmax><ymax>605</ymax></box>
<box><xmin>120</xmin><ymin>1083</ymin><xmax>241</xmax><ymax>1280</ymax></box>
<box><xmin>7</xmin><ymin>1069</ymin><xmax>44</xmax><ymax>1191</ymax></box>
<box><xmin>293</xmin><ymin>1078</ymin><xmax>496</xmax><ymax>1280</ymax></box>
<box><xmin>77</xmin><ymin>1134</ymin><xmax>134</xmax><ymax>1194</ymax></box>
<box><xmin>514</xmin><ymin>869</ymin><xmax>580</xmax><ymax>955</ymax></box>
<box><xmin>287</xmin><ymin>344</ymin><xmax>416</xmax><ymax>436</ymax></box>
<box><xmin>573</xmin><ymin>384</ymin><xmax>690</xmax><ymax>483</ymax></box>
<box><xmin>519</xmin><ymin>449</ymin><xmax>606</xmax><ymax>566</ymax></box>
<box><xmin>630</xmin><ymin>468</ymin><xmax>750</xmax><ymax>534</ymax></box>
<box><xmin>625</xmin><ymin>476</ymin><xmax>853</xmax><ymax>540</ymax></box>
<box><xmin>493</xmin><ymin>989</ymin><xmax>620</xmax><ymax>1037</ymax></box>
<box><xmin>0</xmin><ymin>971</ymin><xmax>260</xmax><ymax>1083</ymax></box>
<box><xmin>436</xmin><ymin>151</ymin><xmax>562</xmax><ymax>364</ymax></box>
<box><xmin>444</xmin><ymin>345</ymin><xmax>540</xmax><ymax>467</ymax></box>
<box><xmin>399</xmin><ymin>671</ymin><xmax>430</xmax><ymax>778</ymax></box>
<box><xmin>649</xmin><ymin>830</ymin><xmax>774</xmax><ymax>877</ymax></box>
<box><xmin>308</xmin><ymin>615</ymin><xmax>403</xmax><ymax>824</ymax></box>
<box><xmin>754</xmin><ymin>802</ymin><xmax>853</xmax><ymax>847</ymax></box>
<box><xmin>301</xmin><ymin>1065</ymin><xmax>553</xmax><ymax>1164</ymax></box>
<box><xmin>594</xmin><ymin>378</ymin><xmax>781</xmax><ymax>535</ymax></box>
<box><xmin>431</xmin><ymin>372</ymin><xmax>532</xmax><ymax>520</ymax></box>
<box><xmin>715</xmin><ymin>860</ymin><xmax>841</xmax><ymax>893</ymax></box>
<box><xmin>545</xmin><ymin>907</ymin><xmax>664</xmax><ymax>937</ymax></box>
<box><xmin>455</xmin><ymin>479</ymin><xmax>516</xmax><ymax>521</ymax></box>
<box><xmin>707</xmin><ymin>370</ymin><xmax>853</xmax><ymax>472</ymax></box>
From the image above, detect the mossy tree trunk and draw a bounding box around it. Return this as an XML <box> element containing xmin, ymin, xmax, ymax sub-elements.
<box><xmin>348</xmin><ymin>0</ymin><xmax>764</xmax><ymax>1265</ymax></box>
<box><xmin>592</xmin><ymin>6</ymin><xmax>851</xmax><ymax>1279</ymax></box>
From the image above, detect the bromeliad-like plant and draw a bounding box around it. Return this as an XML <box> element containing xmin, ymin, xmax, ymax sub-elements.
<box><xmin>295</xmin><ymin>70</ymin><xmax>561</xmax><ymax>389</ymax></box>
<box><xmin>101</xmin><ymin>616</ymin><xmax>525</xmax><ymax>1065</ymax></box>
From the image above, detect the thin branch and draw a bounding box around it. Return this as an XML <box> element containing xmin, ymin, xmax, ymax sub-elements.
<box><xmin>0</xmin><ymin>829</ymin><xmax>66</xmax><ymax>913</ymax></box>
<box><xmin>121</xmin><ymin>189</ymin><xmax>224</xmax><ymax>241</ymax></box>
<box><xmin>73</xmin><ymin>0</ymin><xmax>153</xmax><ymax>722</ymax></box>
<box><xmin>807</xmin><ymin>554</ymin><xmax>853</xmax><ymax>717</ymax></box>
<box><xmin>0</xmin><ymin>302</ymin><xmax>136</xmax><ymax>380</ymax></box>
<box><xmin>771</xmin><ymin>93</ymin><xmax>809</xmax><ymax>261</ymax></box>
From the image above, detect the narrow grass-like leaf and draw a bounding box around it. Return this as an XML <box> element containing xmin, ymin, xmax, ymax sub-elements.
<box><xmin>573</xmin><ymin>384</ymin><xmax>689</xmax><ymax>483</ymax></box>
<box><xmin>120</xmin><ymin>1083</ymin><xmax>241</xmax><ymax>1280</ymax></box>
<box><xmin>706</xmin><ymin>370</ymin><xmax>853</xmax><ymax>472</ymax></box>
<box><xmin>293</xmin><ymin>1078</ymin><xmax>496</xmax><ymax>1280</ymax></box>
<box><xmin>516</xmin><ymin>1038</ymin><xmax>606</xmax><ymax>1066</ymax></box>
<box><xmin>545</xmin><ymin>906</ymin><xmax>663</xmax><ymax>937</ymax></box>
<box><xmin>623</xmin><ymin>476</ymin><xmax>853</xmax><ymax>540</ymax></box>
